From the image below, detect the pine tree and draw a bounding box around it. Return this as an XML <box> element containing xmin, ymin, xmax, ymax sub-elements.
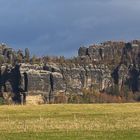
<box><xmin>25</xmin><ymin>48</ymin><xmax>30</xmax><ymax>63</ymax></box>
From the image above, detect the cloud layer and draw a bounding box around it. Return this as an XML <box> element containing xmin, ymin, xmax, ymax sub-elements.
<box><xmin>0</xmin><ymin>0</ymin><xmax>140</xmax><ymax>57</ymax></box>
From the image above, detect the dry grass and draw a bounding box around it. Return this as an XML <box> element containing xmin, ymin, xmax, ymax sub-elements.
<box><xmin>26</xmin><ymin>95</ymin><xmax>45</xmax><ymax>105</ymax></box>
<box><xmin>0</xmin><ymin>103</ymin><xmax>140</xmax><ymax>140</ymax></box>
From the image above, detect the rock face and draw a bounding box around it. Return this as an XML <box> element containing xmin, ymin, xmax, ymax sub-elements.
<box><xmin>0</xmin><ymin>40</ymin><xmax>140</xmax><ymax>104</ymax></box>
<box><xmin>20</xmin><ymin>64</ymin><xmax>66</xmax><ymax>103</ymax></box>
<box><xmin>21</xmin><ymin>64</ymin><xmax>110</xmax><ymax>94</ymax></box>
<box><xmin>78</xmin><ymin>41</ymin><xmax>124</xmax><ymax>61</ymax></box>
<box><xmin>0</xmin><ymin>64</ymin><xmax>26</xmax><ymax>104</ymax></box>
<box><xmin>78</xmin><ymin>41</ymin><xmax>140</xmax><ymax>93</ymax></box>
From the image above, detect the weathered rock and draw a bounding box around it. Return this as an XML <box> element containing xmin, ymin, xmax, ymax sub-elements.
<box><xmin>0</xmin><ymin>40</ymin><xmax>140</xmax><ymax>104</ymax></box>
<box><xmin>78</xmin><ymin>46</ymin><xmax>88</xmax><ymax>56</ymax></box>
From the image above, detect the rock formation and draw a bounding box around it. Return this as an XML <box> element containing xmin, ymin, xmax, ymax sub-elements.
<box><xmin>0</xmin><ymin>40</ymin><xmax>140</xmax><ymax>104</ymax></box>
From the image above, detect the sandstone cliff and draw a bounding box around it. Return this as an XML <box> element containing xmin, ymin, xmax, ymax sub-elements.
<box><xmin>0</xmin><ymin>40</ymin><xmax>140</xmax><ymax>104</ymax></box>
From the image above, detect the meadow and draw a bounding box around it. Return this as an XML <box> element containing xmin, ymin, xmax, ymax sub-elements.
<box><xmin>0</xmin><ymin>103</ymin><xmax>140</xmax><ymax>140</ymax></box>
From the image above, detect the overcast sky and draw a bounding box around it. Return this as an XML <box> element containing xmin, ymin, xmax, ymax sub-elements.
<box><xmin>0</xmin><ymin>0</ymin><xmax>140</xmax><ymax>57</ymax></box>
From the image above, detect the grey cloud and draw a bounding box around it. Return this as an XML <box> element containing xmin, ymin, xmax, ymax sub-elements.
<box><xmin>0</xmin><ymin>0</ymin><xmax>139</xmax><ymax>57</ymax></box>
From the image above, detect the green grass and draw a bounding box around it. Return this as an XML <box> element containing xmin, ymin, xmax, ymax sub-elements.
<box><xmin>0</xmin><ymin>103</ymin><xmax>140</xmax><ymax>140</ymax></box>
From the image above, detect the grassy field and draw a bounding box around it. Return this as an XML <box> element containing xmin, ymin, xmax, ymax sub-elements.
<box><xmin>0</xmin><ymin>103</ymin><xmax>140</xmax><ymax>140</ymax></box>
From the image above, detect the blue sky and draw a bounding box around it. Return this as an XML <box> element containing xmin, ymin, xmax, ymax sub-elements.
<box><xmin>0</xmin><ymin>0</ymin><xmax>140</xmax><ymax>57</ymax></box>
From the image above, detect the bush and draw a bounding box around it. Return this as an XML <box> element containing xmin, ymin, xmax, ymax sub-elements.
<box><xmin>81</xmin><ymin>88</ymin><xmax>123</xmax><ymax>103</ymax></box>
<box><xmin>67</xmin><ymin>93</ymin><xmax>83</xmax><ymax>104</ymax></box>
<box><xmin>54</xmin><ymin>92</ymin><xmax>68</xmax><ymax>104</ymax></box>
<box><xmin>0</xmin><ymin>97</ymin><xmax>4</xmax><ymax>105</ymax></box>
<box><xmin>133</xmin><ymin>92</ymin><xmax>140</xmax><ymax>102</ymax></box>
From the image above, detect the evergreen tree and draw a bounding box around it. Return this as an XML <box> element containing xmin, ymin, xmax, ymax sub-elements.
<box><xmin>25</xmin><ymin>48</ymin><xmax>30</xmax><ymax>63</ymax></box>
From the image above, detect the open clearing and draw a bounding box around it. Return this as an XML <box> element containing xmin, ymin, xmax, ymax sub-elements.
<box><xmin>0</xmin><ymin>103</ymin><xmax>140</xmax><ymax>140</ymax></box>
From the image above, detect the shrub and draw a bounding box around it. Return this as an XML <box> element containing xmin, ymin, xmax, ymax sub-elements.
<box><xmin>81</xmin><ymin>88</ymin><xmax>123</xmax><ymax>103</ymax></box>
<box><xmin>67</xmin><ymin>93</ymin><xmax>83</xmax><ymax>104</ymax></box>
<box><xmin>0</xmin><ymin>97</ymin><xmax>4</xmax><ymax>105</ymax></box>
<box><xmin>133</xmin><ymin>92</ymin><xmax>140</xmax><ymax>102</ymax></box>
<box><xmin>54</xmin><ymin>92</ymin><xmax>68</xmax><ymax>104</ymax></box>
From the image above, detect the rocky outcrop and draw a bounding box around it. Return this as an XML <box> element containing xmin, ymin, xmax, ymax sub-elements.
<box><xmin>0</xmin><ymin>64</ymin><xmax>26</xmax><ymax>104</ymax></box>
<box><xmin>0</xmin><ymin>40</ymin><xmax>140</xmax><ymax>104</ymax></box>
<box><xmin>20</xmin><ymin>63</ymin><xmax>111</xmax><ymax>100</ymax></box>
<box><xmin>78</xmin><ymin>41</ymin><xmax>124</xmax><ymax>62</ymax></box>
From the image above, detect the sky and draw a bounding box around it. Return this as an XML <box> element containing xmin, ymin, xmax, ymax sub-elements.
<box><xmin>0</xmin><ymin>0</ymin><xmax>140</xmax><ymax>57</ymax></box>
